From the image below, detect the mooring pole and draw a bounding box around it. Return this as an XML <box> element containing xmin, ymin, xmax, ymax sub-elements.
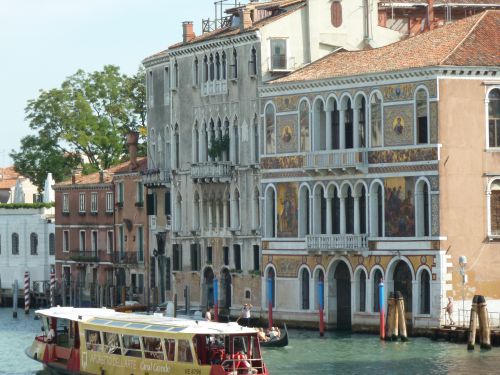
<box><xmin>24</xmin><ymin>271</ymin><xmax>30</xmax><ymax>314</ymax></box>
<box><xmin>379</xmin><ymin>279</ymin><xmax>385</xmax><ymax>340</ymax></box>
<box><xmin>50</xmin><ymin>268</ymin><xmax>56</xmax><ymax>307</ymax></box>
<box><xmin>318</xmin><ymin>279</ymin><xmax>325</xmax><ymax>337</ymax></box>
<box><xmin>213</xmin><ymin>278</ymin><xmax>219</xmax><ymax>322</ymax></box>
<box><xmin>268</xmin><ymin>277</ymin><xmax>273</xmax><ymax>329</ymax></box>
<box><xmin>13</xmin><ymin>280</ymin><xmax>18</xmax><ymax>318</ymax></box>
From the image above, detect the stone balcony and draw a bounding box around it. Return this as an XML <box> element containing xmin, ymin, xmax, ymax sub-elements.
<box><xmin>191</xmin><ymin>162</ymin><xmax>233</xmax><ymax>183</ymax></box>
<box><xmin>201</xmin><ymin>80</ymin><xmax>228</xmax><ymax>96</ymax></box>
<box><xmin>304</xmin><ymin>149</ymin><xmax>367</xmax><ymax>173</ymax></box>
<box><xmin>306</xmin><ymin>234</ymin><xmax>368</xmax><ymax>254</ymax></box>
<box><xmin>141</xmin><ymin>169</ymin><xmax>171</xmax><ymax>187</ymax></box>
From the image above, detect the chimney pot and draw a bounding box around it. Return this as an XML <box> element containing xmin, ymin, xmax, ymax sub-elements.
<box><xmin>127</xmin><ymin>132</ymin><xmax>139</xmax><ymax>169</ymax></box>
<box><xmin>182</xmin><ymin>21</ymin><xmax>196</xmax><ymax>43</ymax></box>
<box><xmin>240</xmin><ymin>8</ymin><xmax>252</xmax><ymax>30</ymax></box>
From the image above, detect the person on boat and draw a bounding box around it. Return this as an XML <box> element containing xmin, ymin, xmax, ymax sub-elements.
<box><xmin>267</xmin><ymin>326</ymin><xmax>280</xmax><ymax>340</ymax></box>
<box><xmin>205</xmin><ymin>307</ymin><xmax>212</xmax><ymax>321</ymax></box>
<box><xmin>257</xmin><ymin>328</ymin><xmax>268</xmax><ymax>342</ymax></box>
<box><xmin>46</xmin><ymin>327</ymin><xmax>56</xmax><ymax>344</ymax></box>
<box><xmin>239</xmin><ymin>303</ymin><xmax>253</xmax><ymax>327</ymax></box>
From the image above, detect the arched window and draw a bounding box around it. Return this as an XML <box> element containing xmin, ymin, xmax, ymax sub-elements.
<box><xmin>232</xmin><ymin>189</ymin><xmax>241</xmax><ymax>229</ymax></box>
<box><xmin>215</xmin><ymin>52</ymin><xmax>221</xmax><ymax>80</ymax></box>
<box><xmin>355</xmin><ymin>184</ymin><xmax>367</xmax><ymax>234</ymax></box>
<box><xmin>489</xmin><ymin>178</ymin><xmax>500</xmax><ymax>236</ymax></box>
<box><xmin>223</xmin><ymin>118</ymin><xmax>230</xmax><ymax>162</ymax></box>
<box><xmin>313</xmin><ymin>185</ymin><xmax>326</xmax><ymax>234</ymax></box>
<box><xmin>265</xmin><ymin>104</ymin><xmax>276</xmax><ymax>154</ymax></box>
<box><xmin>49</xmin><ymin>233</ymin><xmax>55</xmax><ymax>255</ymax></box>
<box><xmin>252</xmin><ymin>188</ymin><xmax>260</xmax><ymax>230</ymax></box>
<box><xmin>343</xmin><ymin>97</ymin><xmax>354</xmax><ymax>149</ymax></box>
<box><xmin>373</xmin><ymin>269</ymin><xmax>383</xmax><ymax>312</ymax></box>
<box><xmin>358</xmin><ymin>270</ymin><xmax>366</xmax><ymax>312</ymax></box>
<box><xmin>328</xmin><ymin>185</ymin><xmax>341</xmax><ymax>234</ymax></box>
<box><xmin>370</xmin><ymin>183</ymin><xmax>384</xmax><ymax>237</ymax></box>
<box><xmin>249</xmin><ymin>47</ymin><xmax>257</xmax><ymax>76</ymax></box>
<box><xmin>203</xmin><ymin>55</ymin><xmax>209</xmax><ymax>83</ymax></box>
<box><xmin>12</xmin><ymin>233</ymin><xmax>19</xmax><ymax>255</ymax></box>
<box><xmin>30</xmin><ymin>233</ymin><xmax>38</xmax><ymax>255</ymax></box>
<box><xmin>231</xmin><ymin>49</ymin><xmax>238</xmax><ymax>79</ymax></box>
<box><xmin>488</xmin><ymin>88</ymin><xmax>500</xmax><ymax>148</ymax></box>
<box><xmin>419</xmin><ymin>269</ymin><xmax>431</xmax><ymax>314</ymax></box>
<box><xmin>415</xmin><ymin>179</ymin><xmax>431</xmax><ymax>237</ymax></box>
<box><xmin>222</xmin><ymin>52</ymin><xmax>227</xmax><ymax>80</ymax></box>
<box><xmin>193</xmin><ymin>57</ymin><xmax>199</xmax><ymax>86</ymax></box>
<box><xmin>193</xmin><ymin>192</ymin><xmax>200</xmax><ymax>230</ymax></box>
<box><xmin>415</xmin><ymin>88</ymin><xmax>429</xmax><ymax>144</ymax></box>
<box><xmin>331</xmin><ymin>1</ymin><xmax>342</xmax><ymax>28</ymax></box>
<box><xmin>175</xmin><ymin>193</ymin><xmax>182</xmax><ymax>232</ymax></box>
<box><xmin>233</xmin><ymin>118</ymin><xmax>239</xmax><ymax>164</ymax></box>
<box><xmin>299</xmin><ymin>100</ymin><xmax>310</xmax><ymax>152</ymax></box>
<box><xmin>209</xmin><ymin>54</ymin><xmax>215</xmax><ymax>81</ymax></box>
<box><xmin>253</xmin><ymin>115</ymin><xmax>260</xmax><ymax>163</ymax></box>
<box><xmin>174</xmin><ymin>124</ymin><xmax>180</xmax><ymax>169</ymax></box>
<box><xmin>300</xmin><ymin>268</ymin><xmax>310</xmax><ymax>310</ymax></box>
<box><xmin>345</xmin><ymin>186</ymin><xmax>354</xmax><ymax>234</ymax></box>
<box><xmin>193</xmin><ymin>122</ymin><xmax>199</xmax><ymax>163</ymax></box>
<box><xmin>265</xmin><ymin>187</ymin><xmax>276</xmax><ymax>237</ymax></box>
<box><xmin>329</xmin><ymin>98</ymin><xmax>340</xmax><ymax>150</ymax></box>
<box><xmin>299</xmin><ymin>185</ymin><xmax>310</xmax><ymax>237</ymax></box>
<box><xmin>173</xmin><ymin>59</ymin><xmax>179</xmax><ymax>88</ymax></box>
<box><xmin>357</xmin><ymin>95</ymin><xmax>367</xmax><ymax>148</ymax></box>
<box><xmin>314</xmin><ymin>269</ymin><xmax>325</xmax><ymax>310</ymax></box>
<box><xmin>370</xmin><ymin>92</ymin><xmax>383</xmax><ymax>147</ymax></box>
<box><xmin>313</xmin><ymin>99</ymin><xmax>326</xmax><ymax>151</ymax></box>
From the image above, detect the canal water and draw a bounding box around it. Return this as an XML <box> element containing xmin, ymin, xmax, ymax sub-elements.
<box><xmin>1</xmin><ymin>308</ymin><xmax>500</xmax><ymax>374</ymax></box>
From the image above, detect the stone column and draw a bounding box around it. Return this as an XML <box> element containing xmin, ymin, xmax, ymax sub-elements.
<box><xmin>199</xmin><ymin>198</ymin><xmax>205</xmax><ymax>232</ymax></box>
<box><xmin>353</xmin><ymin>105</ymin><xmax>359</xmax><ymax>149</ymax></box>
<box><xmin>208</xmin><ymin>200</ymin><xmax>213</xmax><ymax>232</ymax></box>
<box><xmin>354</xmin><ymin>195</ymin><xmax>360</xmax><ymax>235</ymax></box>
<box><xmin>326</xmin><ymin>197</ymin><xmax>333</xmax><ymax>235</ymax></box>
<box><xmin>339</xmin><ymin>108</ymin><xmax>346</xmax><ymax>150</ymax></box>
<box><xmin>215</xmin><ymin>200</ymin><xmax>221</xmax><ymax>232</ymax></box>
<box><xmin>340</xmin><ymin>196</ymin><xmax>346</xmax><ymax>234</ymax></box>
<box><xmin>223</xmin><ymin>198</ymin><xmax>228</xmax><ymax>231</ymax></box>
<box><xmin>326</xmin><ymin>109</ymin><xmax>332</xmax><ymax>150</ymax></box>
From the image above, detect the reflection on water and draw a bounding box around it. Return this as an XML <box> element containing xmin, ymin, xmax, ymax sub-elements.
<box><xmin>1</xmin><ymin>308</ymin><xmax>499</xmax><ymax>375</ymax></box>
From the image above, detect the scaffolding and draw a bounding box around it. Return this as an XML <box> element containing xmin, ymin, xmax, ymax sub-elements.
<box><xmin>202</xmin><ymin>0</ymin><xmax>242</xmax><ymax>33</ymax></box>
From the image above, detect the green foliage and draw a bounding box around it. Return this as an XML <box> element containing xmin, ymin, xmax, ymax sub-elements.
<box><xmin>10</xmin><ymin>65</ymin><xmax>146</xmax><ymax>191</ymax></box>
<box><xmin>0</xmin><ymin>202</ymin><xmax>55</xmax><ymax>209</ymax></box>
<box><xmin>208</xmin><ymin>133</ymin><xmax>230</xmax><ymax>159</ymax></box>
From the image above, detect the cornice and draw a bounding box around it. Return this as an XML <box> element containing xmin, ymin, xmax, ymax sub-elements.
<box><xmin>259</xmin><ymin>66</ymin><xmax>500</xmax><ymax>97</ymax></box>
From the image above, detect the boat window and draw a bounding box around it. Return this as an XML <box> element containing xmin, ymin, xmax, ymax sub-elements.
<box><xmin>143</xmin><ymin>336</ymin><xmax>164</xmax><ymax>360</ymax></box>
<box><xmin>178</xmin><ymin>339</ymin><xmax>193</xmax><ymax>363</ymax></box>
<box><xmin>85</xmin><ymin>330</ymin><xmax>102</xmax><ymax>352</ymax></box>
<box><xmin>103</xmin><ymin>332</ymin><xmax>121</xmax><ymax>355</ymax></box>
<box><xmin>164</xmin><ymin>338</ymin><xmax>176</xmax><ymax>361</ymax></box>
<box><xmin>56</xmin><ymin>319</ymin><xmax>70</xmax><ymax>347</ymax></box>
<box><xmin>233</xmin><ymin>336</ymin><xmax>248</xmax><ymax>354</ymax></box>
<box><xmin>127</xmin><ymin>323</ymin><xmax>149</xmax><ymax>329</ymax></box>
<box><xmin>122</xmin><ymin>334</ymin><xmax>142</xmax><ymax>358</ymax></box>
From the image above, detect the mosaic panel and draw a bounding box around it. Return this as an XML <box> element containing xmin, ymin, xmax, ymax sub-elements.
<box><xmin>277</xmin><ymin>182</ymin><xmax>299</xmax><ymax>238</ymax></box>
<box><xmin>261</xmin><ymin>155</ymin><xmax>304</xmax><ymax>170</ymax></box>
<box><xmin>368</xmin><ymin>147</ymin><xmax>438</xmax><ymax>164</ymax></box>
<box><xmin>429</xmin><ymin>176</ymin><xmax>439</xmax><ymax>191</ymax></box>
<box><xmin>385</xmin><ymin>177</ymin><xmax>415</xmax><ymax>237</ymax></box>
<box><xmin>274</xmin><ymin>95</ymin><xmax>300</xmax><ymax>112</ymax></box>
<box><xmin>431</xmin><ymin>193</ymin><xmax>440</xmax><ymax>237</ymax></box>
<box><xmin>276</xmin><ymin>257</ymin><xmax>301</xmax><ymax>278</ymax></box>
<box><xmin>380</xmin><ymin>80</ymin><xmax>437</xmax><ymax>102</ymax></box>
<box><xmin>276</xmin><ymin>114</ymin><xmax>298</xmax><ymax>154</ymax></box>
<box><xmin>383</xmin><ymin>105</ymin><xmax>414</xmax><ymax>146</ymax></box>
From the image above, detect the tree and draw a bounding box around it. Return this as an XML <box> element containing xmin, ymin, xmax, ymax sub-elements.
<box><xmin>10</xmin><ymin>65</ymin><xmax>146</xmax><ymax>190</ymax></box>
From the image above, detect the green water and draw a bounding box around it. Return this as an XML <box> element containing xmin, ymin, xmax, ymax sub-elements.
<box><xmin>1</xmin><ymin>308</ymin><xmax>499</xmax><ymax>374</ymax></box>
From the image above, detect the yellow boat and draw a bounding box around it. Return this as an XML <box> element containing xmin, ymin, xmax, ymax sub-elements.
<box><xmin>26</xmin><ymin>307</ymin><xmax>271</xmax><ymax>375</ymax></box>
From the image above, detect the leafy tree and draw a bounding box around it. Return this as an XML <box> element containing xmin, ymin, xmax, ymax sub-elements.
<box><xmin>10</xmin><ymin>65</ymin><xmax>146</xmax><ymax>190</ymax></box>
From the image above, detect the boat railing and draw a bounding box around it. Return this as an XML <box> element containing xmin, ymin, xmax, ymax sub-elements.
<box><xmin>220</xmin><ymin>357</ymin><xmax>264</xmax><ymax>374</ymax></box>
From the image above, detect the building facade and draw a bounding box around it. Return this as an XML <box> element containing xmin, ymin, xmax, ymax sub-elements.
<box><xmin>143</xmin><ymin>0</ymin><xmax>411</xmax><ymax>315</ymax></box>
<box><xmin>258</xmin><ymin>11</ymin><xmax>499</xmax><ymax>330</ymax></box>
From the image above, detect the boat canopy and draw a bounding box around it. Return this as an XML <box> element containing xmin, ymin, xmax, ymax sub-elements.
<box><xmin>35</xmin><ymin>307</ymin><xmax>257</xmax><ymax>335</ymax></box>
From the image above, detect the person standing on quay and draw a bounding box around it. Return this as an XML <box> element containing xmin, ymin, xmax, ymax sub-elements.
<box><xmin>444</xmin><ymin>297</ymin><xmax>455</xmax><ymax>325</ymax></box>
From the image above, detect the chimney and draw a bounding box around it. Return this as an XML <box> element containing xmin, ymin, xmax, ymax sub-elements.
<box><xmin>240</xmin><ymin>8</ymin><xmax>252</xmax><ymax>31</ymax></box>
<box><xmin>127</xmin><ymin>131</ymin><xmax>139</xmax><ymax>169</ymax></box>
<box><xmin>99</xmin><ymin>170</ymin><xmax>104</xmax><ymax>183</ymax></box>
<box><xmin>182</xmin><ymin>21</ymin><xmax>196</xmax><ymax>43</ymax></box>
<box><xmin>71</xmin><ymin>168</ymin><xmax>82</xmax><ymax>184</ymax></box>
<box><xmin>427</xmin><ymin>0</ymin><xmax>435</xmax><ymax>30</ymax></box>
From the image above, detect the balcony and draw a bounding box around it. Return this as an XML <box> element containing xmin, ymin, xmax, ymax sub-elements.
<box><xmin>141</xmin><ymin>168</ymin><xmax>171</xmax><ymax>187</ymax></box>
<box><xmin>304</xmin><ymin>149</ymin><xmax>367</xmax><ymax>173</ymax></box>
<box><xmin>201</xmin><ymin>80</ymin><xmax>227</xmax><ymax>96</ymax></box>
<box><xmin>191</xmin><ymin>162</ymin><xmax>233</xmax><ymax>183</ymax></box>
<box><xmin>306</xmin><ymin>234</ymin><xmax>368</xmax><ymax>254</ymax></box>
<box><xmin>113</xmin><ymin>251</ymin><xmax>143</xmax><ymax>264</ymax></box>
<box><xmin>69</xmin><ymin>250</ymin><xmax>102</xmax><ymax>263</ymax></box>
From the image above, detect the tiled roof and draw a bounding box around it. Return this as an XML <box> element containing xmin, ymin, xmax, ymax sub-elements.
<box><xmin>143</xmin><ymin>0</ymin><xmax>305</xmax><ymax>63</ymax></box>
<box><xmin>272</xmin><ymin>10</ymin><xmax>499</xmax><ymax>84</ymax></box>
<box><xmin>380</xmin><ymin>0</ymin><xmax>500</xmax><ymax>5</ymax></box>
<box><xmin>0</xmin><ymin>166</ymin><xmax>20</xmax><ymax>190</ymax></box>
<box><xmin>54</xmin><ymin>157</ymin><xmax>147</xmax><ymax>187</ymax></box>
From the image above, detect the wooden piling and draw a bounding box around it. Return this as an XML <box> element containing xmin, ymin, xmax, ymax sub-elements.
<box><xmin>477</xmin><ymin>295</ymin><xmax>491</xmax><ymax>350</ymax></box>
<box><xmin>386</xmin><ymin>293</ymin><xmax>398</xmax><ymax>340</ymax></box>
<box><xmin>396</xmin><ymin>291</ymin><xmax>408</xmax><ymax>342</ymax></box>
<box><xmin>13</xmin><ymin>280</ymin><xmax>19</xmax><ymax>318</ymax></box>
<box><xmin>467</xmin><ymin>295</ymin><xmax>478</xmax><ymax>350</ymax></box>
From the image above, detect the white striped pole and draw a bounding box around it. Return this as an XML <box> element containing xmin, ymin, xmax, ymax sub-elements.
<box><xmin>24</xmin><ymin>271</ymin><xmax>30</xmax><ymax>314</ymax></box>
<box><xmin>50</xmin><ymin>269</ymin><xmax>56</xmax><ymax>307</ymax></box>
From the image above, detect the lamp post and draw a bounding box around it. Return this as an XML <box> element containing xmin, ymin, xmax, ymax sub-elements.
<box><xmin>459</xmin><ymin>255</ymin><xmax>468</xmax><ymax>326</ymax></box>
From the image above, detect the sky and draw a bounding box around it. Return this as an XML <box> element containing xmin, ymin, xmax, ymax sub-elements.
<box><xmin>0</xmin><ymin>0</ymin><xmax>219</xmax><ymax>166</ymax></box>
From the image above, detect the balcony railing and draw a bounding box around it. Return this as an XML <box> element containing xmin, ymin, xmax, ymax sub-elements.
<box><xmin>306</xmin><ymin>234</ymin><xmax>368</xmax><ymax>252</ymax></box>
<box><xmin>305</xmin><ymin>149</ymin><xmax>367</xmax><ymax>171</ymax></box>
<box><xmin>191</xmin><ymin>162</ymin><xmax>233</xmax><ymax>182</ymax></box>
<box><xmin>201</xmin><ymin>80</ymin><xmax>228</xmax><ymax>96</ymax></box>
<box><xmin>113</xmin><ymin>251</ymin><xmax>143</xmax><ymax>264</ymax></box>
<box><xmin>141</xmin><ymin>168</ymin><xmax>171</xmax><ymax>187</ymax></box>
<box><xmin>69</xmin><ymin>250</ymin><xmax>103</xmax><ymax>263</ymax></box>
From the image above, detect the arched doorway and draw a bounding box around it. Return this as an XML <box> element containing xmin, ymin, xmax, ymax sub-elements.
<box><xmin>202</xmin><ymin>267</ymin><xmax>214</xmax><ymax>309</ymax></box>
<box><xmin>220</xmin><ymin>268</ymin><xmax>232</xmax><ymax>309</ymax></box>
<box><xmin>334</xmin><ymin>262</ymin><xmax>351</xmax><ymax>330</ymax></box>
<box><xmin>393</xmin><ymin>261</ymin><xmax>413</xmax><ymax>313</ymax></box>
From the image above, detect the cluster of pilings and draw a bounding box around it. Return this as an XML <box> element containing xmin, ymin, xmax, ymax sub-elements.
<box><xmin>468</xmin><ymin>295</ymin><xmax>491</xmax><ymax>350</ymax></box>
<box><xmin>385</xmin><ymin>291</ymin><xmax>408</xmax><ymax>342</ymax></box>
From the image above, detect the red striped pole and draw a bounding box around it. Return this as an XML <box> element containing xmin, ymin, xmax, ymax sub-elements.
<box><xmin>50</xmin><ymin>269</ymin><xmax>56</xmax><ymax>307</ymax></box>
<box><xmin>24</xmin><ymin>271</ymin><xmax>30</xmax><ymax>314</ymax></box>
